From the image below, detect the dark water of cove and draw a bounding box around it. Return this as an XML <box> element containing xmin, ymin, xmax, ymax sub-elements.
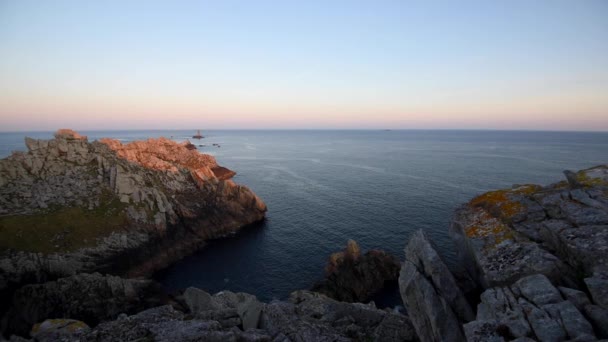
<box><xmin>2</xmin><ymin>130</ymin><xmax>608</xmax><ymax>307</ymax></box>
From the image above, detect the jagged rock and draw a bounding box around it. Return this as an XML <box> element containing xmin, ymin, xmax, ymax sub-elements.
<box><xmin>32</xmin><ymin>288</ymin><xmax>417</xmax><ymax>341</ymax></box>
<box><xmin>263</xmin><ymin>290</ymin><xmax>417</xmax><ymax>341</ymax></box>
<box><xmin>0</xmin><ymin>130</ymin><xmax>266</xmax><ymax>331</ymax></box>
<box><xmin>182</xmin><ymin>288</ymin><xmax>263</xmax><ymax>330</ymax></box>
<box><xmin>584</xmin><ymin>304</ymin><xmax>608</xmax><ymax>338</ymax></box>
<box><xmin>1</xmin><ymin>273</ymin><xmax>163</xmax><ymax>336</ymax></box>
<box><xmin>312</xmin><ymin>240</ymin><xmax>401</xmax><ymax>302</ymax></box>
<box><xmin>584</xmin><ymin>272</ymin><xmax>608</xmax><ymax>309</ymax></box>
<box><xmin>399</xmin><ymin>230</ymin><xmax>472</xmax><ymax>342</ymax></box>
<box><xmin>450</xmin><ymin>165</ymin><xmax>608</xmax><ymax>295</ymax></box>
<box><xmin>184</xmin><ymin>287</ymin><xmax>216</xmax><ymax>313</ymax></box>
<box><xmin>466</xmin><ymin>274</ymin><xmax>601</xmax><ymax>341</ymax></box>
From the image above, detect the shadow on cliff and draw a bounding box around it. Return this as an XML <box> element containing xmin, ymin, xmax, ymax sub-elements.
<box><xmin>153</xmin><ymin>219</ymin><xmax>268</xmax><ymax>294</ymax></box>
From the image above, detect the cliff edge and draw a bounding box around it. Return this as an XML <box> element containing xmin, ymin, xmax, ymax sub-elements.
<box><xmin>0</xmin><ymin>129</ymin><xmax>266</xmax><ymax>300</ymax></box>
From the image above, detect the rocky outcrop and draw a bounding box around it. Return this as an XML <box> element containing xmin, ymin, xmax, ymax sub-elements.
<box><xmin>4</xmin><ymin>284</ymin><xmax>418</xmax><ymax>341</ymax></box>
<box><xmin>450</xmin><ymin>165</ymin><xmax>608</xmax><ymax>295</ymax></box>
<box><xmin>399</xmin><ymin>230</ymin><xmax>474</xmax><ymax>342</ymax></box>
<box><xmin>464</xmin><ymin>274</ymin><xmax>607</xmax><ymax>341</ymax></box>
<box><xmin>0</xmin><ymin>130</ymin><xmax>266</xmax><ymax>319</ymax></box>
<box><xmin>1</xmin><ymin>273</ymin><xmax>163</xmax><ymax>336</ymax></box>
<box><xmin>397</xmin><ymin>165</ymin><xmax>608</xmax><ymax>342</ymax></box>
<box><xmin>312</xmin><ymin>240</ymin><xmax>401</xmax><ymax>302</ymax></box>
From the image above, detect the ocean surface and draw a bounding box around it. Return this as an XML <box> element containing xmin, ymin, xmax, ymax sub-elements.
<box><xmin>2</xmin><ymin>130</ymin><xmax>608</xmax><ymax>307</ymax></box>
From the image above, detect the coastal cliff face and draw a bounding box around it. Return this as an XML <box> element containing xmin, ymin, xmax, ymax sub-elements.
<box><xmin>0</xmin><ymin>130</ymin><xmax>266</xmax><ymax>299</ymax></box>
<box><xmin>2</xmin><ymin>141</ymin><xmax>607</xmax><ymax>342</ymax></box>
<box><xmin>400</xmin><ymin>165</ymin><xmax>608</xmax><ymax>341</ymax></box>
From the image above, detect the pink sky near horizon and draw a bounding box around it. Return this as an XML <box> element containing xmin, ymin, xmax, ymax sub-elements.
<box><xmin>1</xmin><ymin>1</ymin><xmax>607</xmax><ymax>132</ymax></box>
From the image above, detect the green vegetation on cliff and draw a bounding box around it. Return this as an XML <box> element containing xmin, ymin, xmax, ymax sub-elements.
<box><xmin>0</xmin><ymin>193</ymin><xmax>128</xmax><ymax>254</ymax></box>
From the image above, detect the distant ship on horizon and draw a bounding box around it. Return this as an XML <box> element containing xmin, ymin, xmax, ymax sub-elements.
<box><xmin>192</xmin><ymin>130</ymin><xmax>204</xmax><ymax>139</ymax></box>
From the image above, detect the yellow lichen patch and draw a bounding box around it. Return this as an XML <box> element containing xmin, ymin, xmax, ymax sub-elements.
<box><xmin>470</xmin><ymin>190</ymin><xmax>523</xmax><ymax>219</ymax></box>
<box><xmin>464</xmin><ymin>208</ymin><xmax>515</xmax><ymax>249</ymax></box>
<box><xmin>576</xmin><ymin>171</ymin><xmax>608</xmax><ymax>187</ymax></box>
<box><xmin>469</xmin><ymin>184</ymin><xmax>540</xmax><ymax>220</ymax></box>
<box><xmin>31</xmin><ymin>319</ymin><xmax>89</xmax><ymax>335</ymax></box>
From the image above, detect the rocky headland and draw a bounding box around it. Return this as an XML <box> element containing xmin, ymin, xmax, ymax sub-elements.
<box><xmin>1</xmin><ymin>133</ymin><xmax>607</xmax><ymax>341</ymax></box>
<box><xmin>0</xmin><ymin>130</ymin><xmax>266</xmax><ymax>330</ymax></box>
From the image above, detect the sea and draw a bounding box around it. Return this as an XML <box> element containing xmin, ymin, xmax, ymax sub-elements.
<box><xmin>2</xmin><ymin>130</ymin><xmax>608</xmax><ymax>307</ymax></box>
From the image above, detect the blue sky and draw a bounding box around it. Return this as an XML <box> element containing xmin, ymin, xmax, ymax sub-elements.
<box><xmin>1</xmin><ymin>0</ymin><xmax>607</xmax><ymax>130</ymax></box>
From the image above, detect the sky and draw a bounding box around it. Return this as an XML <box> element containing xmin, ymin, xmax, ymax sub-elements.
<box><xmin>0</xmin><ymin>0</ymin><xmax>607</xmax><ymax>131</ymax></box>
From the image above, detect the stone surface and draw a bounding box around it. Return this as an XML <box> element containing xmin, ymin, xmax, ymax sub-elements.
<box><xmin>450</xmin><ymin>165</ymin><xmax>608</xmax><ymax>295</ymax></box>
<box><xmin>399</xmin><ymin>230</ymin><xmax>473</xmax><ymax>342</ymax></box>
<box><xmin>30</xmin><ymin>319</ymin><xmax>90</xmax><ymax>341</ymax></box>
<box><xmin>0</xmin><ymin>130</ymin><xmax>266</xmax><ymax>331</ymax></box>
<box><xmin>1</xmin><ymin>273</ymin><xmax>162</xmax><ymax>336</ymax></box>
<box><xmin>312</xmin><ymin>240</ymin><xmax>401</xmax><ymax>302</ymax></box>
<box><xmin>13</xmin><ymin>289</ymin><xmax>418</xmax><ymax>341</ymax></box>
<box><xmin>466</xmin><ymin>274</ymin><xmax>602</xmax><ymax>341</ymax></box>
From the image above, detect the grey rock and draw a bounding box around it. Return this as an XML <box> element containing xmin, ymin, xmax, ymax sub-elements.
<box><xmin>543</xmin><ymin>301</ymin><xmax>594</xmax><ymax>340</ymax></box>
<box><xmin>585</xmin><ymin>272</ymin><xmax>608</xmax><ymax>309</ymax></box>
<box><xmin>519</xmin><ymin>298</ymin><xmax>567</xmax><ymax>342</ymax></box>
<box><xmin>465</xmin><ymin>274</ymin><xmax>603</xmax><ymax>341</ymax></box>
<box><xmin>513</xmin><ymin>274</ymin><xmax>562</xmax><ymax>306</ymax></box>
<box><xmin>0</xmin><ymin>130</ymin><xmax>267</xmax><ymax>333</ymax></box>
<box><xmin>450</xmin><ymin>165</ymin><xmax>608</xmax><ymax>295</ymax></box>
<box><xmin>559</xmin><ymin>286</ymin><xmax>591</xmax><ymax>311</ymax></box>
<box><xmin>463</xmin><ymin>320</ymin><xmax>505</xmax><ymax>342</ymax></box>
<box><xmin>237</xmin><ymin>296</ymin><xmax>264</xmax><ymax>330</ymax></box>
<box><xmin>184</xmin><ymin>287</ymin><xmax>216</xmax><ymax>313</ymax></box>
<box><xmin>584</xmin><ymin>304</ymin><xmax>608</xmax><ymax>338</ymax></box>
<box><xmin>399</xmin><ymin>230</ymin><xmax>468</xmax><ymax>342</ymax></box>
<box><xmin>1</xmin><ymin>273</ymin><xmax>162</xmax><ymax>336</ymax></box>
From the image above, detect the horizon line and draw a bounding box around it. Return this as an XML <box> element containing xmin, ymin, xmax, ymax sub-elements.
<box><xmin>2</xmin><ymin>128</ymin><xmax>608</xmax><ymax>134</ymax></box>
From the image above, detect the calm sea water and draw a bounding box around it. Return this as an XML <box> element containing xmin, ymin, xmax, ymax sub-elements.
<box><xmin>2</xmin><ymin>130</ymin><xmax>608</xmax><ymax>306</ymax></box>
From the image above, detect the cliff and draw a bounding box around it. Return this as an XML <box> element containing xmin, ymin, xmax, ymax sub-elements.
<box><xmin>400</xmin><ymin>165</ymin><xmax>608</xmax><ymax>341</ymax></box>
<box><xmin>0</xmin><ymin>130</ymin><xmax>266</xmax><ymax>305</ymax></box>
<box><xmin>2</xmin><ymin>151</ymin><xmax>608</xmax><ymax>341</ymax></box>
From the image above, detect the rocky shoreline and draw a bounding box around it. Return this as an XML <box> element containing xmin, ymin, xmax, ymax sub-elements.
<box><xmin>1</xmin><ymin>131</ymin><xmax>607</xmax><ymax>341</ymax></box>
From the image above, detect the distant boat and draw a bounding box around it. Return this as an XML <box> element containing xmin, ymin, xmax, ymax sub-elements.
<box><xmin>192</xmin><ymin>130</ymin><xmax>203</xmax><ymax>139</ymax></box>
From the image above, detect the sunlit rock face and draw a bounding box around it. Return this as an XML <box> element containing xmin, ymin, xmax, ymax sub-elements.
<box><xmin>0</xmin><ymin>130</ymin><xmax>266</xmax><ymax>302</ymax></box>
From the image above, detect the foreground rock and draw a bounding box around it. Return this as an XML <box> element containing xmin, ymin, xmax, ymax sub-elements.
<box><xmin>450</xmin><ymin>165</ymin><xmax>608</xmax><ymax>299</ymax></box>
<box><xmin>399</xmin><ymin>230</ymin><xmax>474</xmax><ymax>342</ymax></box>
<box><xmin>0</xmin><ymin>130</ymin><xmax>265</xmax><ymax>332</ymax></box>
<box><xmin>312</xmin><ymin>240</ymin><xmax>401</xmax><ymax>302</ymax></box>
<box><xmin>464</xmin><ymin>274</ymin><xmax>607</xmax><ymax>341</ymax></box>
<box><xmin>3</xmin><ymin>285</ymin><xmax>418</xmax><ymax>342</ymax></box>
<box><xmin>1</xmin><ymin>273</ymin><xmax>163</xmax><ymax>336</ymax></box>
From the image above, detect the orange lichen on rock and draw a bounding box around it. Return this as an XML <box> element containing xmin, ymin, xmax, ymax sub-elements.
<box><xmin>54</xmin><ymin>129</ymin><xmax>87</xmax><ymax>141</ymax></box>
<box><xmin>100</xmin><ymin>137</ymin><xmax>234</xmax><ymax>182</ymax></box>
<box><xmin>469</xmin><ymin>184</ymin><xmax>540</xmax><ymax>220</ymax></box>
<box><xmin>325</xmin><ymin>240</ymin><xmax>361</xmax><ymax>275</ymax></box>
<box><xmin>464</xmin><ymin>208</ymin><xmax>515</xmax><ymax>249</ymax></box>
